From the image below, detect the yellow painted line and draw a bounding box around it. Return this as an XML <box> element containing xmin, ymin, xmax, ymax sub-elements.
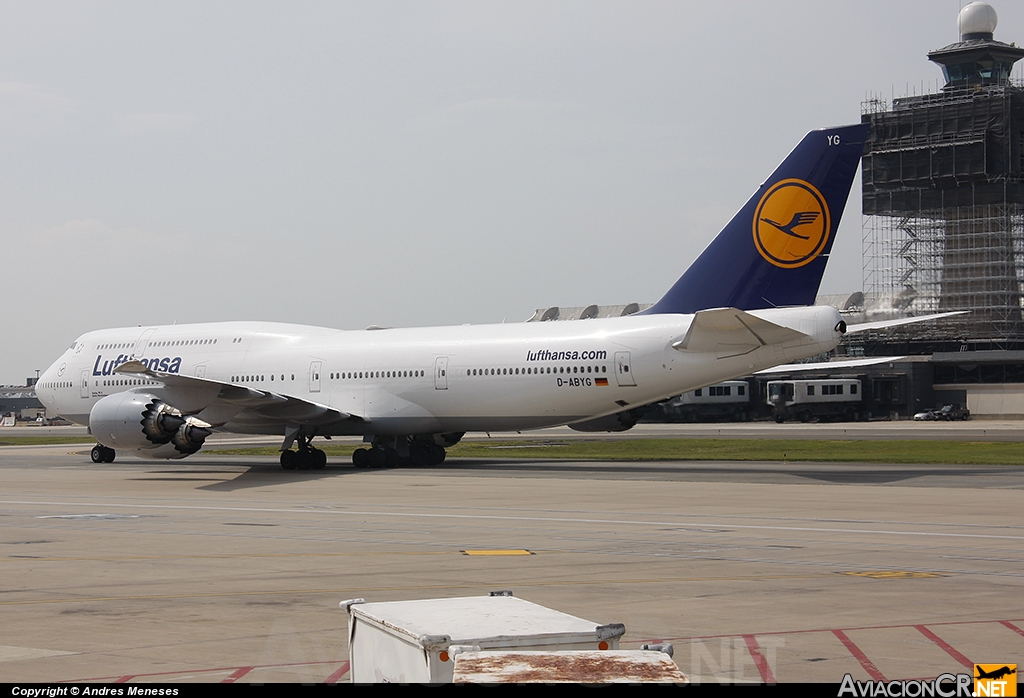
<box><xmin>461</xmin><ymin>549</ymin><xmax>534</xmax><ymax>556</ymax></box>
<box><xmin>841</xmin><ymin>570</ymin><xmax>946</xmax><ymax>579</ymax></box>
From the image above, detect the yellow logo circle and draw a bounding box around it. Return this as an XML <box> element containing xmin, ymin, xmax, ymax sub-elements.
<box><xmin>752</xmin><ymin>179</ymin><xmax>830</xmax><ymax>268</ymax></box>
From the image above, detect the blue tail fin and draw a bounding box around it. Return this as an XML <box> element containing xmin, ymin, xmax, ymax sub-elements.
<box><xmin>643</xmin><ymin>123</ymin><xmax>869</xmax><ymax>315</ymax></box>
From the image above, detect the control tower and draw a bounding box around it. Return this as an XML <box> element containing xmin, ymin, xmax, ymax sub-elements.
<box><xmin>861</xmin><ymin>2</ymin><xmax>1024</xmax><ymax>349</ymax></box>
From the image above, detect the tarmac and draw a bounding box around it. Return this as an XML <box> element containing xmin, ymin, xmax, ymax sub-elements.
<box><xmin>1</xmin><ymin>422</ymin><xmax>1022</xmax><ymax>684</ymax></box>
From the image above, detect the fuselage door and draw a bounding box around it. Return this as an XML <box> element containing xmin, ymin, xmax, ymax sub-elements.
<box><xmin>80</xmin><ymin>369</ymin><xmax>90</xmax><ymax>399</ymax></box>
<box><xmin>614</xmin><ymin>351</ymin><xmax>636</xmax><ymax>387</ymax></box>
<box><xmin>133</xmin><ymin>328</ymin><xmax>157</xmax><ymax>359</ymax></box>
<box><xmin>434</xmin><ymin>356</ymin><xmax>449</xmax><ymax>390</ymax></box>
<box><xmin>309</xmin><ymin>361</ymin><xmax>322</xmax><ymax>393</ymax></box>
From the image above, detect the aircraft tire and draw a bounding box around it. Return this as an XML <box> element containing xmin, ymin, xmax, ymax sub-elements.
<box><xmin>296</xmin><ymin>450</ymin><xmax>312</xmax><ymax>470</ymax></box>
<box><xmin>280</xmin><ymin>450</ymin><xmax>296</xmax><ymax>470</ymax></box>
<box><xmin>91</xmin><ymin>445</ymin><xmax>115</xmax><ymax>463</ymax></box>
<box><xmin>352</xmin><ymin>448</ymin><xmax>369</xmax><ymax>468</ymax></box>
<box><xmin>409</xmin><ymin>442</ymin><xmax>432</xmax><ymax>467</ymax></box>
<box><xmin>312</xmin><ymin>448</ymin><xmax>327</xmax><ymax>470</ymax></box>
<box><xmin>428</xmin><ymin>445</ymin><xmax>446</xmax><ymax>465</ymax></box>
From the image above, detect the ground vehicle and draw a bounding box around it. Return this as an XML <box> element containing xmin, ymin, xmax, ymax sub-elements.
<box><xmin>937</xmin><ymin>403</ymin><xmax>970</xmax><ymax>420</ymax></box>
<box><xmin>915</xmin><ymin>403</ymin><xmax>970</xmax><ymax>421</ymax></box>
<box><xmin>767</xmin><ymin>379</ymin><xmax>864</xmax><ymax>422</ymax></box>
<box><xmin>658</xmin><ymin>381</ymin><xmax>753</xmax><ymax>422</ymax></box>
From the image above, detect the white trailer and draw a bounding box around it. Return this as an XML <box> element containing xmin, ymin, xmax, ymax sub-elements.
<box><xmin>342</xmin><ymin>593</ymin><xmax>626</xmax><ymax>683</ymax></box>
<box><xmin>767</xmin><ymin>378</ymin><xmax>864</xmax><ymax>423</ymax></box>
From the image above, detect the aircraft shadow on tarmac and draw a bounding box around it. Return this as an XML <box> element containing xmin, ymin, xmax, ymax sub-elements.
<box><xmin>120</xmin><ymin>457</ymin><xmax>1020</xmax><ymax>492</ymax></box>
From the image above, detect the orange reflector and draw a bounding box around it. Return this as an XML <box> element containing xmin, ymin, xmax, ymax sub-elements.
<box><xmin>461</xmin><ymin>549</ymin><xmax>534</xmax><ymax>556</ymax></box>
<box><xmin>599</xmin><ymin>641</ymin><xmax>609</xmax><ymax>650</ymax></box>
<box><xmin>439</xmin><ymin>651</ymin><xmax>450</xmax><ymax>662</ymax></box>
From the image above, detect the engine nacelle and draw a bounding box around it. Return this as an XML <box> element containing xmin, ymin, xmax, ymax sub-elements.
<box><xmin>89</xmin><ymin>392</ymin><xmax>210</xmax><ymax>459</ymax></box>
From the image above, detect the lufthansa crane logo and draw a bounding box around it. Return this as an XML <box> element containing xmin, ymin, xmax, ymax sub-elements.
<box><xmin>753</xmin><ymin>178</ymin><xmax>830</xmax><ymax>268</ymax></box>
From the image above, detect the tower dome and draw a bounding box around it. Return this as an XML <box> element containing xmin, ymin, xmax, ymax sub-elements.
<box><xmin>958</xmin><ymin>2</ymin><xmax>998</xmax><ymax>41</ymax></box>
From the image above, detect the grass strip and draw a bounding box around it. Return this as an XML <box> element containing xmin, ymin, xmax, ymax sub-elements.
<box><xmin>0</xmin><ymin>436</ymin><xmax>97</xmax><ymax>446</ymax></box>
<box><xmin>209</xmin><ymin>438</ymin><xmax>1024</xmax><ymax>466</ymax></box>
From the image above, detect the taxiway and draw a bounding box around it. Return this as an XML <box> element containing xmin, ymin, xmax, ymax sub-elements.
<box><xmin>1</xmin><ymin>425</ymin><xmax>1022</xmax><ymax>683</ymax></box>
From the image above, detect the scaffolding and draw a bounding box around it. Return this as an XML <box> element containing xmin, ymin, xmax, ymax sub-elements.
<box><xmin>861</xmin><ymin>81</ymin><xmax>1024</xmax><ymax>346</ymax></box>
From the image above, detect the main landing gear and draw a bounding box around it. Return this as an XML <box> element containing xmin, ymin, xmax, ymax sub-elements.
<box><xmin>279</xmin><ymin>431</ymin><xmax>327</xmax><ymax>471</ymax></box>
<box><xmin>351</xmin><ymin>443</ymin><xmax>446</xmax><ymax>468</ymax></box>
<box><xmin>351</xmin><ymin>435</ymin><xmax>452</xmax><ymax>468</ymax></box>
<box><xmin>278</xmin><ymin>432</ymin><xmax>462</xmax><ymax>471</ymax></box>
<box><xmin>91</xmin><ymin>444</ymin><xmax>116</xmax><ymax>463</ymax></box>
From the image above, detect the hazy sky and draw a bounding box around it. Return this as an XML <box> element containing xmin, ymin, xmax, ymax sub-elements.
<box><xmin>2</xmin><ymin>1</ymin><xmax>1020</xmax><ymax>384</ymax></box>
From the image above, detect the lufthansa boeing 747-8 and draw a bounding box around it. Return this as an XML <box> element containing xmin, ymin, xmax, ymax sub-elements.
<box><xmin>36</xmin><ymin>123</ymin><xmax>932</xmax><ymax>469</ymax></box>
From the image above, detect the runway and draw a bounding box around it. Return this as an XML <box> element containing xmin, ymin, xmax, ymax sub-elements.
<box><xmin>1</xmin><ymin>431</ymin><xmax>1023</xmax><ymax>683</ymax></box>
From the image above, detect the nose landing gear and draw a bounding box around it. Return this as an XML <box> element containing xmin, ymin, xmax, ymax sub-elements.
<box><xmin>91</xmin><ymin>444</ymin><xmax>116</xmax><ymax>463</ymax></box>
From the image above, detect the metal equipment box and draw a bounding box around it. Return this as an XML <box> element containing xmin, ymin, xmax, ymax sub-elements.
<box><xmin>341</xmin><ymin>593</ymin><xmax>625</xmax><ymax>683</ymax></box>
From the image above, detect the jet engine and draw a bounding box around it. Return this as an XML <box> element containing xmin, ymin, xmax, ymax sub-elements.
<box><xmin>89</xmin><ymin>392</ymin><xmax>212</xmax><ymax>459</ymax></box>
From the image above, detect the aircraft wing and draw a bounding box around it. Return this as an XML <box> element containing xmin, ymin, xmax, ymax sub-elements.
<box><xmin>113</xmin><ymin>360</ymin><xmax>363</xmax><ymax>429</ymax></box>
<box><xmin>672</xmin><ymin>308</ymin><xmax>808</xmax><ymax>358</ymax></box>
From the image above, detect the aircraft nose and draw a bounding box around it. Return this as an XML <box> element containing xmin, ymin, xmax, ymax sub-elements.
<box><xmin>36</xmin><ymin>356</ymin><xmax>66</xmax><ymax>403</ymax></box>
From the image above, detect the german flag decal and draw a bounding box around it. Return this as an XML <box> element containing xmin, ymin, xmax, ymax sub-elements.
<box><xmin>596</xmin><ymin>377</ymin><xmax>609</xmax><ymax>386</ymax></box>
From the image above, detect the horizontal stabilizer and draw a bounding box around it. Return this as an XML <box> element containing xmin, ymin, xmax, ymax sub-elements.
<box><xmin>846</xmin><ymin>311</ymin><xmax>966</xmax><ymax>334</ymax></box>
<box><xmin>673</xmin><ymin>308</ymin><xmax>808</xmax><ymax>358</ymax></box>
<box><xmin>756</xmin><ymin>355</ymin><xmax>908</xmax><ymax>375</ymax></box>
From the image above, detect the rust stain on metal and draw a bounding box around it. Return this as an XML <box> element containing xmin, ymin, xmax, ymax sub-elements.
<box><xmin>454</xmin><ymin>651</ymin><xmax>687</xmax><ymax>684</ymax></box>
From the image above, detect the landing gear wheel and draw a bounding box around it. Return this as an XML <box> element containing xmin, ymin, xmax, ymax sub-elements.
<box><xmin>296</xmin><ymin>449</ymin><xmax>312</xmax><ymax>470</ymax></box>
<box><xmin>311</xmin><ymin>448</ymin><xmax>327</xmax><ymax>470</ymax></box>
<box><xmin>409</xmin><ymin>442</ymin><xmax>431</xmax><ymax>467</ymax></box>
<box><xmin>91</xmin><ymin>445</ymin><xmax>115</xmax><ymax>463</ymax></box>
<box><xmin>352</xmin><ymin>448</ymin><xmax>370</xmax><ymax>468</ymax></box>
<box><xmin>280</xmin><ymin>450</ymin><xmax>296</xmax><ymax>470</ymax></box>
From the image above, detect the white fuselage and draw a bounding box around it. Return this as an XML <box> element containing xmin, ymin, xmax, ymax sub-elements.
<box><xmin>36</xmin><ymin>306</ymin><xmax>843</xmax><ymax>438</ymax></box>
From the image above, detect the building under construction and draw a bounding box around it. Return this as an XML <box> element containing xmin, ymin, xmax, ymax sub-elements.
<box><xmin>860</xmin><ymin>2</ymin><xmax>1024</xmax><ymax>353</ymax></box>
